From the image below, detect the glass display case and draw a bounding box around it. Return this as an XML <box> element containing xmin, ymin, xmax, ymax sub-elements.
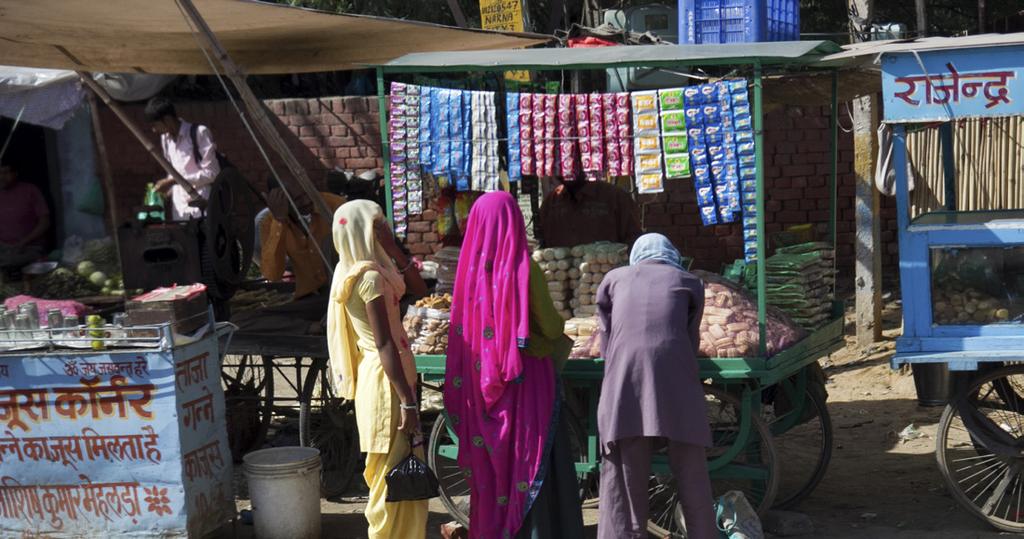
<box><xmin>930</xmin><ymin>246</ymin><xmax>1024</xmax><ymax>325</ymax></box>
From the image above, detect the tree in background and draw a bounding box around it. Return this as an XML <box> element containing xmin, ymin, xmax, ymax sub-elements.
<box><xmin>802</xmin><ymin>0</ymin><xmax>1022</xmax><ymax>40</ymax></box>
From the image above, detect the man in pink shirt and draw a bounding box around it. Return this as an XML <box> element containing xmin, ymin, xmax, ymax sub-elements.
<box><xmin>0</xmin><ymin>164</ymin><xmax>50</xmax><ymax>268</ymax></box>
<box><xmin>146</xmin><ymin>97</ymin><xmax>220</xmax><ymax>221</ymax></box>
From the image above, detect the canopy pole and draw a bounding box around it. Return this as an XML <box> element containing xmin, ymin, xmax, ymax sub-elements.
<box><xmin>76</xmin><ymin>72</ymin><xmax>200</xmax><ymax>200</ymax></box>
<box><xmin>175</xmin><ymin>0</ymin><xmax>332</xmax><ymax>223</ymax></box>
<box><xmin>753</xmin><ymin>62</ymin><xmax>767</xmax><ymax>357</ymax></box>
<box><xmin>377</xmin><ymin>67</ymin><xmax>394</xmax><ymax>224</ymax></box>
<box><xmin>828</xmin><ymin>71</ymin><xmax>838</xmax><ymax>265</ymax></box>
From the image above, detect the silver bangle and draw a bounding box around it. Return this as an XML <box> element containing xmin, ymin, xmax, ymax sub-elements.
<box><xmin>400</xmin><ymin>402</ymin><xmax>418</xmax><ymax>411</ymax></box>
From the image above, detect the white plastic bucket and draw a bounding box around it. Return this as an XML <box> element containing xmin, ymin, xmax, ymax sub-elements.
<box><xmin>244</xmin><ymin>446</ymin><xmax>322</xmax><ymax>539</ymax></box>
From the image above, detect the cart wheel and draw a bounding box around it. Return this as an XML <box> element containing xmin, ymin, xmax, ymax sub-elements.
<box><xmin>300</xmin><ymin>360</ymin><xmax>361</xmax><ymax>499</ymax></box>
<box><xmin>768</xmin><ymin>370</ymin><xmax>833</xmax><ymax>509</ymax></box>
<box><xmin>936</xmin><ymin>365</ymin><xmax>1024</xmax><ymax>532</ymax></box>
<box><xmin>221</xmin><ymin>354</ymin><xmax>273</xmax><ymax>461</ymax></box>
<box><xmin>427</xmin><ymin>406</ymin><xmax>589</xmax><ymax>527</ymax></box>
<box><xmin>647</xmin><ymin>385</ymin><xmax>779</xmax><ymax>538</ymax></box>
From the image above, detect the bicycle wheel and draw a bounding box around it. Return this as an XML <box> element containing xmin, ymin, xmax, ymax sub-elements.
<box><xmin>301</xmin><ymin>359</ymin><xmax>361</xmax><ymax>498</ymax></box>
<box><xmin>936</xmin><ymin>364</ymin><xmax>1024</xmax><ymax>532</ymax></box>
<box><xmin>221</xmin><ymin>354</ymin><xmax>273</xmax><ymax>461</ymax></box>
<box><xmin>647</xmin><ymin>385</ymin><xmax>779</xmax><ymax>538</ymax></box>
<box><xmin>768</xmin><ymin>373</ymin><xmax>833</xmax><ymax>509</ymax></box>
<box><xmin>427</xmin><ymin>406</ymin><xmax>590</xmax><ymax>527</ymax></box>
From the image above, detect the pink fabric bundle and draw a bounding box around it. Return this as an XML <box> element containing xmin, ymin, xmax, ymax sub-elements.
<box><xmin>4</xmin><ymin>295</ymin><xmax>90</xmax><ymax>326</ymax></box>
<box><xmin>541</xmin><ymin>95</ymin><xmax>557</xmax><ymax>176</ymax></box>
<box><xmin>557</xmin><ymin>94</ymin><xmax>577</xmax><ymax>178</ymax></box>
<box><xmin>519</xmin><ymin>93</ymin><xmax>534</xmax><ymax>175</ymax></box>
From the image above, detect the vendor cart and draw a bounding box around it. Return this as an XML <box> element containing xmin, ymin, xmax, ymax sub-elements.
<box><xmin>374</xmin><ymin>41</ymin><xmax>847</xmax><ymax>536</ymax></box>
<box><xmin>883</xmin><ymin>39</ymin><xmax>1024</xmax><ymax>532</ymax></box>
<box><xmin>0</xmin><ymin>313</ymin><xmax>235</xmax><ymax>537</ymax></box>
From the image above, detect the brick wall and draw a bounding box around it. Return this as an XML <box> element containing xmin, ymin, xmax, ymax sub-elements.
<box><xmin>98</xmin><ymin>96</ymin><xmax>382</xmax><ymax>220</ymax></box>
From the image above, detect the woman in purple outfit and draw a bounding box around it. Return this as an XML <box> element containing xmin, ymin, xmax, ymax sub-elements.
<box><xmin>595</xmin><ymin>233</ymin><xmax>716</xmax><ymax>539</ymax></box>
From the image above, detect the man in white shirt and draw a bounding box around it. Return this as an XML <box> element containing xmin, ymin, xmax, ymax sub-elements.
<box><xmin>146</xmin><ymin>97</ymin><xmax>220</xmax><ymax>221</ymax></box>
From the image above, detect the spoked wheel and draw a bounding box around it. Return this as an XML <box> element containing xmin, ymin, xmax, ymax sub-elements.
<box><xmin>300</xmin><ymin>360</ymin><xmax>361</xmax><ymax>498</ymax></box>
<box><xmin>767</xmin><ymin>366</ymin><xmax>833</xmax><ymax>509</ymax></box>
<box><xmin>429</xmin><ymin>412</ymin><xmax>471</xmax><ymax>527</ymax></box>
<box><xmin>647</xmin><ymin>385</ymin><xmax>779</xmax><ymax>538</ymax></box>
<box><xmin>427</xmin><ymin>406</ymin><xmax>589</xmax><ymax>527</ymax></box>
<box><xmin>221</xmin><ymin>354</ymin><xmax>273</xmax><ymax>461</ymax></box>
<box><xmin>936</xmin><ymin>364</ymin><xmax>1024</xmax><ymax>532</ymax></box>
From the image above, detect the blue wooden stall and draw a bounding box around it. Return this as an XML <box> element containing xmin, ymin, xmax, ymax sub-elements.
<box><xmin>883</xmin><ymin>40</ymin><xmax>1024</xmax><ymax>532</ymax></box>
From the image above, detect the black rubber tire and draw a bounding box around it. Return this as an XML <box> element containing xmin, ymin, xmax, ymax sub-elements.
<box><xmin>221</xmin><ymin>354</ymin><xmax>273</xmax><ymax>462</ymax></box>
<box><xmin>300</xmin><ymin>359</ymin><xmax>361</xmax><ymax>499</ymax></box>
<box><xmin>770</xmin><ymin>385</ymin><xmax>833</xmax><ymax>509</ymax></box>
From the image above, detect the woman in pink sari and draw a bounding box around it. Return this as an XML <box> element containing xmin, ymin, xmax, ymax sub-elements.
<box><xmin>445</xmin><ymin>192</ymin><xmax>584</xmax><ymax>539</ymax></box>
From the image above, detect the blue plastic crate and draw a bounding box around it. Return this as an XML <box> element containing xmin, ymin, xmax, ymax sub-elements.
<box><xmin>678</xmin><ymin>0</ymin><xmax>800</xmax><ymax>44</ymax></box>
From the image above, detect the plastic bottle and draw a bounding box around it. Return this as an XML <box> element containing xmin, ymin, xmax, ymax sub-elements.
<box><xmin>138</xmin><ymin>183</ymin><xmax>165</xmax><ymax>222</ymax></box>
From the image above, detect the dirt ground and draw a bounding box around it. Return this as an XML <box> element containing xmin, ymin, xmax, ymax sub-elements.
<box><xmin>228</xmin><ymin>299</ymin><xmax>1016</xmax><ymax>538</ymax></box>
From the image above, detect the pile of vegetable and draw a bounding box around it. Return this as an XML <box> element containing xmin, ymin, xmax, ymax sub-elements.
<box><xmin>569</xmin><ymin>242</ymin><xmax>628</xmax><ymax>319</ymax></box>
<box><xmin>29</xmin><ymin>267</ymin><xmax>99</xmax><ymax>299</ymax></box>
<box><xmin>532</xmin><ymin>247</ymin><xmax>576</xmax><ymax>320</ymax></box>
<box><xmin>695</xmin><ymin>270</ymin><xmax>805</xmax><ymax>358</ymax></box>
<box><xmin>933</xmin><ymin>287</ymin><xmax>1011</xmax><ymax>324</ymax></box>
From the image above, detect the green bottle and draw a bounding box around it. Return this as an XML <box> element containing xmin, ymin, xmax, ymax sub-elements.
<box><xmin>138</xmin><ymin>183</ymin><xmax>165</xmax><ymax>222</ymax></box>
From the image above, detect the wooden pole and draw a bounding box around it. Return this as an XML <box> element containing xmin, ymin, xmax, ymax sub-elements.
<box><xmin>916</xmin><ymin>0</ymin><xmax>928</xmax><ymax>37</ymax></box>
<box><xmin>446</xmin><ymin>0</ymin><xmax>469</xmax><ymax>27</ymax></box>
<box><xmin>174</xmin><ymin>0</ymin><xmax>332</xmax><ymax>223</ymax></box>
<box><xmin>87</xmin><ymin>93</ymin><xmax>127</xmax><ymax>300</ymax></box>
<box><xmin>849</xmin><ymin>0</ymin><xmax>883</xmax><ymax>346</ymax></box>
<box><xmin>77</xmin><ymin>73</ymin><xmax>200</xmax><ymax>200</ymax></box>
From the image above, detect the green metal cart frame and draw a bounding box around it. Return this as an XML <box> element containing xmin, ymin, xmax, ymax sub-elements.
<box><xmin>372</xmin><ymin>41</ymin><xmax>846</xmax><ymax>535</ymax></box>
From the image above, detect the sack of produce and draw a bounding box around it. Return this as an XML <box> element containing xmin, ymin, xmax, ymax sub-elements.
<box><xmin>695</xmin><ymin>271</ymin><xmax>804</xmax><ymax>358</ymax></box>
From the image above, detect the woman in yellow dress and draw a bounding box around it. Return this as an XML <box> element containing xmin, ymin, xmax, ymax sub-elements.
<box><xmin>326</xmin><ymin>199</ymin><xmax>428</xmax><ymax>538</ymax></box>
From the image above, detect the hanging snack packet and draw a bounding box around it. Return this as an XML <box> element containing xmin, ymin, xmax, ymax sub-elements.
<box><xmin>558</xmin><ymin>94</ymin><xmax>577</xmax><ymax>178</ymax></box>
<box><xmin>683</xmin><ymin>86</ymin><xmax>704</xmax><ymax>107</ymax></box>
<box><xmin>664</xmin><ymin>154</ymin><xmax>691</xmax><ymax>179</ymax></box>
<box><xmin>658</xmin><ymin>88</ymin><xmax>685</xmax><ymax>111</ymax></box>
<box><xmin>587</xmin><ymin>94</ymin><xmax>605</xmax><ymax>173</ymax></box>
<box><xmin>543</xmin><ymin>94</ymin><xmax>558</xmax><ymax>177</ymax></box>
<box><xmin>663</xmin><ymin>134</ymin><xmax>688</xmax><ymax>153</ymax></box>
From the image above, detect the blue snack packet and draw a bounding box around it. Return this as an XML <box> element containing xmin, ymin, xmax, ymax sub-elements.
<box><xmin>699</xmin><ymin>83</ymin><xmax>717</xmax><ymax>103</ymax></box>
<box><xmin>732</xmin><ymin>103</ymin><xmax>751</xmax><ymax>117</ymax></box>
<box><xmin>716</xmin><ymin>81</ymin><xmax>731</xmax><ymax>100</ymax></box>
<box><xmin>743</xmin><ymin>227</ymin><xmax>758</xmax><ymax>241</ymax></box>
<box><xmin>696</xmin><ymin>184</ymin><xmax>716</xmax><ymax>206</ymax></box>
<box><xmin>720</xmin><ymin>111</ymin><xmax>734</xmax><ymax>130</ymax></box>
<box><xmin>737</xmin><ymin>141</ymin><xmax>756</xmax><ymax>155</ymax></box>
<box><xmin>743</xmin><ymin>215</ymin><xmax>757</xmax><ymax>228</ymax></box>
<box><xmin>743</xmin><ymin>202</ymin><xmax>758</xmax><ymax>215</ymax></box>
<box><xmin>734</xmin><ymin>115</ymin><xmax>752</xmax><ymax>131</ymax></box>
<box><xmin>708</xmin><ymin>144</ymin><xmax>726</xmax><ymax>161</ymax></box>
<box><xmin>700</xmin><ymin>205</ymin><xmax>719</xmax><ymax>226</ymax></box>
<box><xmin>683</xmin><ymin>86</ymin><xmax>704</xmax><ymax>107</ymax></box>
<box><xmin>740</xmin><ymin>166</ymin><xmax>757</xmax><ymax>179</ymax></box>
<box><xmin>735</xmin><ymin>130</ymin><xmax>754</xmax><ymax>144</ymax></box>
<box><xmin>740</xmin><ymin>178</ymin><xmax>757</xmax><ymax>192</ymax></box>
<box><xmin>684</xmin><ymin>106</ymin><xmax>704</xmax><ymax>126</ymax></box>
<box><xmin>718</xmin><ymin>205</ymin><xmax>736</xmax><ymax>223</ymax></box>
<box><xmin>690</xmin><ymin>147</ymin><xmax>709</xmax><ymax>168</ymax></box>
<box><xmin>702</xmin><ymin>104</ymin><xmax>721</xmax><ymax>124</ymax></box>
<box><xmin>742</xmin><ymin>190</ymin><xmax>758</xmax><ymax>204</ymax></box>
<box><xmin>727</xmin><ymin>79</ymin><xmax>747</xmax><ymax>93</ymax></box>
<box><xmin>738</xmin><ymin>154</ymin><xmax>756</xmax><ymax>168</ymax></box>
<box><xmin>693</xmin><ymin>164</ymin><xmax>711</xmax><ymax>185</ymax></box>
<box><xmin>732</xmin><ymin>88</ymin><xmax>750</xmax><ymax>104</ymax></box>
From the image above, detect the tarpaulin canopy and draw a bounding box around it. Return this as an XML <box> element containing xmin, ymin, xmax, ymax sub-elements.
<box><xmin>379</xmin><ymin>41</ymin><xmax>842</xmax><ymax>72</ymax></box>
<box><xmin>0</xmin><ymin>0</ymin><xmax>552</xmax><ymax>75</ymax></box>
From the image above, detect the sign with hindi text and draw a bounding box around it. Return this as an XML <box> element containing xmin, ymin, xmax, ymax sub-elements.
<box><xmin>881</xmin><ymin>45</ymin><xmax>1023</xmax><ymax>123</ymax></box>
<box><xmin>479</xmin><ymin>0</ymin><xmax>530</xmax><ymax>82</ymax></box>
<box><xmin>0</xmin><ymin>334</ymin><xmax>233</xmax><ymax>537</ymax></box>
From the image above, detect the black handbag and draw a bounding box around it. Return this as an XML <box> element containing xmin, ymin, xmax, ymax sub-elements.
<box><xmin>385</xmin><ymin>438</ymin><xmax>440</xmax><ymax>502</ymax></box>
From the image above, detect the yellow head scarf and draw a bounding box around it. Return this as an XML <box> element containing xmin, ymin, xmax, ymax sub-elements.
<box><xmin>326</xmin><ymin>200</ymin><xmax>405</xmax><ymax>399</ymax></box>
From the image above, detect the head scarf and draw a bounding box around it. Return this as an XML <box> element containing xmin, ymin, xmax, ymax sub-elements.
<box><xmin>447</xmin><ymin>191</ymin><xmax>531</xmax><ymax>411</ymax></box>
<box><xmin>326</xmin><ymin>200</ymin><xmax>404</xmax><ymax>399</ymax></box>
<box><xmin>629</xmin><ymin>232</ymin><xmax>685</xmax><ymax>271</ymax></box>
